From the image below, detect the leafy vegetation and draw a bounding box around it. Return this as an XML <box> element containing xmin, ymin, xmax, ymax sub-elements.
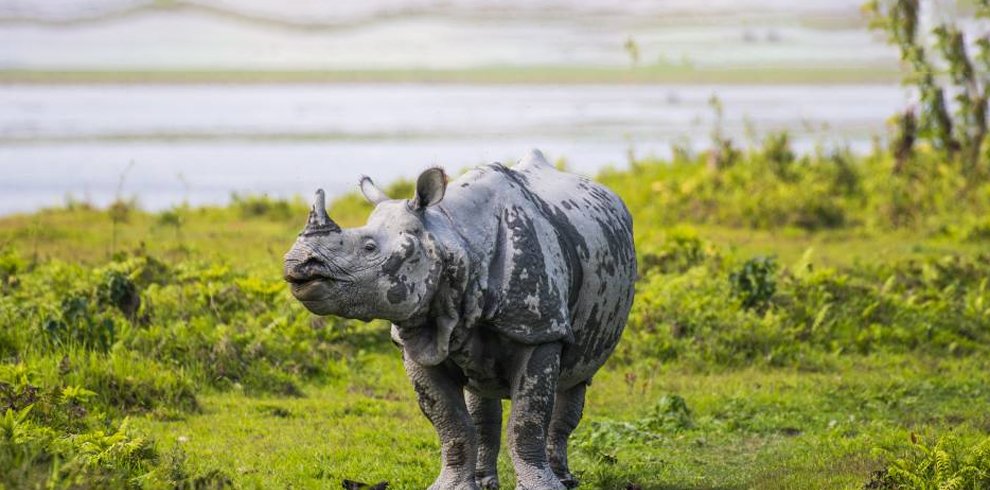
<box><xmin>0</xmin><ymin>247</ymin><xmax>375</xmax><ymax>487</ymax></box>
<box><xmin>868</xmin><ymin>433</ymin><xmax>990</xmax><ymax>489</ymax></box>
<box><xmin>0</xmin><ymin>136</ymin><xmax>987</xmax><ymax>487</ymax></box>
<box><xmin>2</xmin><ymin>4</ymin><xmax>990</xmax><ymax>488</ymax></box>
<box><xmin>865</xmin><ymin>0</ymin><xmax>990</xmax><ymax>173</ymax></box>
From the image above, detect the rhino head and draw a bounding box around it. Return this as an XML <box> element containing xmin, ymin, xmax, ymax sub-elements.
<box><xmin>283</xmin><ymin>168</ymin><xmax>450</xmax><ymax>328</ymax></box>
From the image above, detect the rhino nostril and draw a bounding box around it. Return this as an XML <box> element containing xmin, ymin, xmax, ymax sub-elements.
<box><xmin>284</xmin><ymin>257</ymin><xmax>327</xmax><ymax>283</ymax></box>
<box><xmin>301</xmin><ymin>257</ymin><xmax>324</xmax><ymax>269</ymax></box>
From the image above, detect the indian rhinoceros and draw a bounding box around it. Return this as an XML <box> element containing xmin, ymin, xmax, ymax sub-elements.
<box><xmin>283</xmin><ymin>150</ymin><xmax>636</xmax><ymax>490</ymax></box>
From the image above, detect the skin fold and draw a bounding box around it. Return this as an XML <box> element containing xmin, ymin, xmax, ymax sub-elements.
<box><xmin>284</xmin><ymin>150</ymin><xmax>636</xmax><ymax>490</ymax></box>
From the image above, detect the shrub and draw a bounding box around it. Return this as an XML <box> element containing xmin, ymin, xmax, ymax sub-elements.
<box><xmin>0</xmin><ymin>408</ymin><xmax>171</xmax><ymax>489</ymax></box>
<box><xmin>231</xmin><ymin>193</ymin><xmax>295</xmax><ymax>220</ymax></box>
<box><xmin>0</xmin><ymin>246</ymin><xmax>25</xmax><ymax>280</ymax></box>
<box><xmin>620</xmin><ymin>266</ymin><xmax>792</xmax><ymax>368</ymax></box>
<box><xmin>638</xmin><ymin>226</ymin><xmax>718</xmax><ymax>275</ymax></box>
<box><xmin>641</xmin><ymin>394</ymin><xmax>694</xmax><ymax>432</ymax></box>
<box><xmin>759</xmin><ymin>131</ymin><xmax>796</xmax><ymax>180</ymax></box>
<box><xmin>96</xmin><ymin>269</ymin><xmax>140</xmax><ymax>318</ymax></box>
<box><xmin>729</xmin><ymin>256</ymin><xmax>777</xmax><ymax>312</ymax></box>
<box><xmin>599</xmin><ymin>144</ymin><xmax>990</xmax><ymax>232</ymax></box>
<box><xmin>872</xmin><ymin>434</ymin><xmax>990</xmax><ymax>489</ymax></box>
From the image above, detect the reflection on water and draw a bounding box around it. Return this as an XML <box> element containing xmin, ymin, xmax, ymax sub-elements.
<box><xmin>0</xmin><ymin>83</ymin><xmax>906</xmax><ymax>215</ymax></box>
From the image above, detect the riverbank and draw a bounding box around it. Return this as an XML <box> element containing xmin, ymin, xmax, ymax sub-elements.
<box><xmin>0</xmin><ymin>64</ymin><xmax>900</xmax><ymax>86</ymax></box>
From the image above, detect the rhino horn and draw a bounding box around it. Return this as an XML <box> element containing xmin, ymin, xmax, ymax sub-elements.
<box><xmin>301</xmin><ymin>189</ymin><xmax>341</xmax><ymax>236</ymax></box>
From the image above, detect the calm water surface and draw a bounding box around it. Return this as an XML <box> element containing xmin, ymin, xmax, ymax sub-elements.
<box><xmin>0</xmin><ymin>83</ymin><xmax>904</xmax><ymax>214</ymax></box>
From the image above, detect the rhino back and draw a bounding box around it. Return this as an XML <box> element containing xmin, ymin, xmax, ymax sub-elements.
<box><xmin>434</xmin><ymin>153</ymin><xmax>636</xmax><ymax>387</ymax></box>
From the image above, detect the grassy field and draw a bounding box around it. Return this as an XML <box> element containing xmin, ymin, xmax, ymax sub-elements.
<box><xmin>1</xmin><ymin>145</ymin><xmax>990</xmax><ymax>489</ymax></box>
<box><xmin>131</xmin><ymin>354</ymin><xmax>989</xmax><ymax>489</ymax></box>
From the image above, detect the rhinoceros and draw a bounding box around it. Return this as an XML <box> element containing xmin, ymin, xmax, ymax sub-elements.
<box><xmin>283</xmin><ymin>150</ymin><xmax>636</xmax><ymax>490</ymax></box>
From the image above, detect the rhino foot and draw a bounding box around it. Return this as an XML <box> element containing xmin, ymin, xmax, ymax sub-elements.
<box><xmin>477</xmin><ymin>473</ymin><xmax>500</xmax><ymax>489</ymax></box>
<box><xmin>555</xmin><ymin>472</ymin><xmax>579</xmax><ymax>489</ymax></box>
<box><xmin>428</xmin><ymin>479</ymin><xmax>480</xmax><ymax>490</ymax></box>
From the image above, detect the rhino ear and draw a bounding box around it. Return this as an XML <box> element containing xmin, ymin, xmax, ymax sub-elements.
<box><xmin>359</xmin><ymin>176</ymin><xmax>389</xmax><ymax>205</ymax></box>
<box><xmin>412</xmin><ymin>167</ymin><xmax>447</xmax><ymax>210</ymax></box>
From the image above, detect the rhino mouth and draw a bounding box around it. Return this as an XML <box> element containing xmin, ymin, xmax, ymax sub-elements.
<box><xmin>285</xmin><ymin>262</ymin><xmax>351</xmax><ymax>306</ymax></box>
<box><xmin>287</xmin><ymin>279</ymin><xmax>337</xmax><ymax>310</ymax></box>
<box><xmin>287</xmin><ymin>274</ymin><xmax>348</xmax><ymax>294</ymax></box>
<box><xmin>284</xmin><ymin>256</ymin><xmax>349</xmax><ymax>285</ymax></box>
<box><xmin>284</xmin><ymin>273</ymin><xmax>346</xmax><ymax>286</ymax></box>
<box><xmin>288</xmin><ymin>277</ymin><xmax>368</xmax><ymax>317</ymax></box>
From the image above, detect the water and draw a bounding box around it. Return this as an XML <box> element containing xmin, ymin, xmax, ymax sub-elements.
<box><xmin>0</xmin><ymin>0</ymin><xmax>909</xmax><ymax>214</ymax></box>
<box><xmin>0</xmin><ymin>0</ymin><xmax>888</xmax><ymax>70</ymax></box>
<box><xmin>0</xmin><ymin>83</ymin><xmax>906</xmax><ymax>215</ymax></box>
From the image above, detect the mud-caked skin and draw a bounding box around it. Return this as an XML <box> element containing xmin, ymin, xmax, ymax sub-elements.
<box><xmin>284</xmin><ymin>150</ymin><xmax>636</xmax><ymax>490</ymax></box>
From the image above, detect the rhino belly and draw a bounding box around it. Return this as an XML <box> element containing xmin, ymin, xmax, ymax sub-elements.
<box><xmin>558</xmin><ymin>284</ymin><xmax>634</xmax><ymax>390</ymax></box>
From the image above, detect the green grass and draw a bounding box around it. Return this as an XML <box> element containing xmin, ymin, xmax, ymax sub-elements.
<box><xmin>133</xmin><ymin>352</ymin><xmax>990</xmax><ymax>489</ymax></box>
<box><xmin>642</xmin><ymin>224</ymin><xmax>989</xmax><ymax>268</ymax></box>
<box><xmin>2</xmin><ymin>202</ymin><xmax>982</xmax><ymax>274</ymax></box>
<box><xmin>2</xmin><ymin>146</ymin><xmax>990</xmax><ymax>488</ymax></box>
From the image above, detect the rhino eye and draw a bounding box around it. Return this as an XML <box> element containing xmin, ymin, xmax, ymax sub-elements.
<box><xmin>363</xmin><ymin>241</ymin><xmax>378</xmax><ymax>253</ymax></box>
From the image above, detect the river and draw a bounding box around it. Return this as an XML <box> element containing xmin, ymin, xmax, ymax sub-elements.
<box><xmin>0</xmin><ymin>83</ymin><xmax>904</xmax><ymax>214</ymax></box>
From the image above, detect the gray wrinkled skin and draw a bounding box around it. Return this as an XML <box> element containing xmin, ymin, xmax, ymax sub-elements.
<box><xmin>284</xmin><ymin>150</ymin><xmax>636</xmax><ymax>490</ymax></box>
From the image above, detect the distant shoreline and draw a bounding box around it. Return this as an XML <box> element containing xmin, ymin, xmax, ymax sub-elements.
<box><xmin>0</xmin><ymin>65</ymin><xmax>900</xmax><ymax>85</ymax></box>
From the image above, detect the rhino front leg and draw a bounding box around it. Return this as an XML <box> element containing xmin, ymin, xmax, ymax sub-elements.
<box><xmin>547</xmin><ymin>382</ymin><xmax>587</xmax><ymax>488</ymax></box>
<box><xmin>507</xmin><ymin>342</ymin><xmax>566</xmax><ymax>490</ymax></box>
<box><xmin>466</xmin><ymin>390</ymin><xmax>502</xmax><ymax>489</ymax></box>
<box><xmin>404</xmin><ymin>356</ymin><xmax>480</xmax><ymax>490</ymax></box>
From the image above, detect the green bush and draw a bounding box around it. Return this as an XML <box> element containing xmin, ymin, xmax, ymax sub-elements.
<box><xmin>599</xmin><ymin>145</ymin><xmax>990</xmax><ymax>232</ymax></box>
<box><xmin>642</xmin><ymin>394</ymin><xmax>694</xmax><ymax>432</ymax></box>
<box><xmin>620</xmin><ymin>265</ymin><xmax>791</xmax><ymax>368</ymax></box>
<box><xmin>870</xmin><ymin>434</ymin><xmax>990</xmax><ymax>489</ymax></box>
<box><xmin>0</xmin><ymin>245</ymin><xmax>382</xmax><ymax>485</ymax></box>
<box><xmin>619</xmin><ymin>242</ymin><xmax>990</xmax><ymax>370</ymax></box>
<box><xmin>231</xmin><ymin>193</ymin><xmax>297</xmax><ymax>221</ymax></box>
<box><xmin>729</xmin><ymin>256</ymin><xmax>777</xmax><ymax>312</ymax></box>
<box><xmin>638</xmin><ymin>226</ymin><xmax>719</xmax><ymax>275</ymax></box>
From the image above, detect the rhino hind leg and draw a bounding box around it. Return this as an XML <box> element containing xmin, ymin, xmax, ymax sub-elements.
<box><xmin>547</xmin><ymin>382</ymin><xmax>587</xmax><ymax>488</ymax></box>
<box><xmin>507</xmin><ymin>342</ymin><xmax>566</xmax><ymax>490</ymax></box>
<box><xmin>466</xmin><ymin>391</ymin><xmax>502</xmax><ymax>489</ymax></box>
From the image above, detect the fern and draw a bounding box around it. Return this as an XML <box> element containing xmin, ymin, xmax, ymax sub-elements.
<box><xmin>880</xmin><ymin>434</ymin><xmax>990</xmax><ymax>489</ymax></box>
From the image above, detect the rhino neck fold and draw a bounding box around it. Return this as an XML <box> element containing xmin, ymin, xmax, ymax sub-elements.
<box><xmin>391</xmin><ymin>222</ymin><xmax>478</xmax><ymax>366</ymax></box>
